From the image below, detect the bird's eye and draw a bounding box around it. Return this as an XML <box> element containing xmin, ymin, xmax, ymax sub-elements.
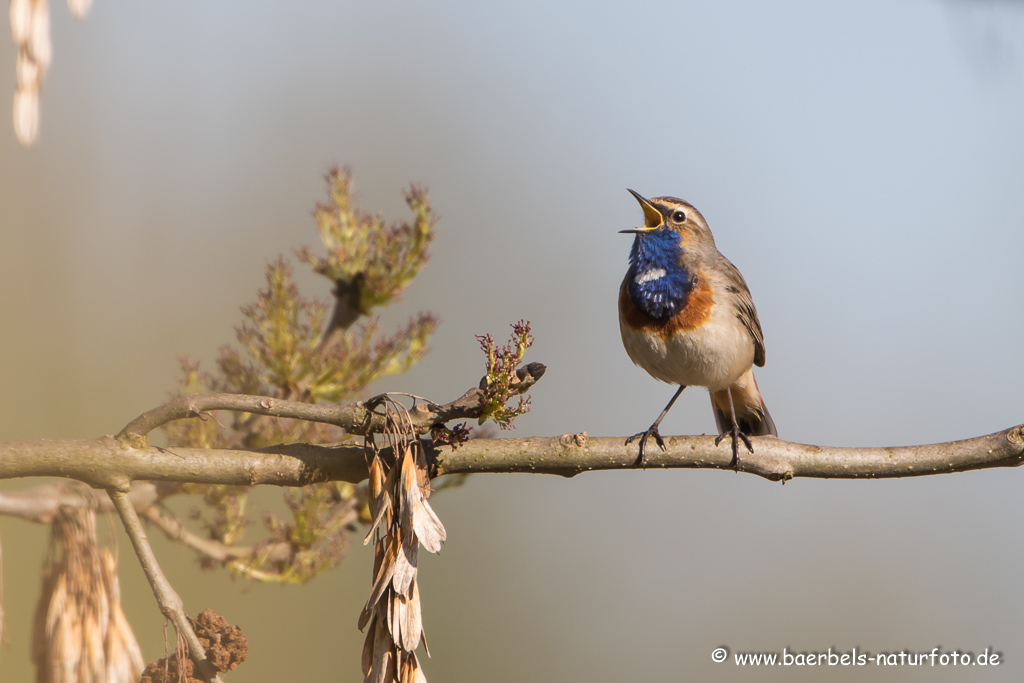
<box><xmin>671</xmin><ymin>210</ymin><xmax>686</xmax><ymax>223</ymax></box>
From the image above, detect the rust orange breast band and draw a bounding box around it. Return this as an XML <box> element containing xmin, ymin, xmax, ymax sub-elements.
<box><xmin>619</xmin><ymin>272</ymin><xmax>715</xmax><ymax>338</ymax></box>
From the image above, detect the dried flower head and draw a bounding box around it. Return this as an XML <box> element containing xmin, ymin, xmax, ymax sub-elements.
<box><xmin>429</xmin><ymin>422</ymin><xmax>472</xmax><ymax>450</ymax></box>
<box><xmin>32</xmin><ymin>508</ymin><xmax>144</xmax><ymax>683</ymax></box>
<box><xmin>139</xmin><ymin>608</ymin><xmax>247</xmax><ymax>683</ymax></box>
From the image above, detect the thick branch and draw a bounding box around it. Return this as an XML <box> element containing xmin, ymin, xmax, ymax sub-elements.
<box><xmin>430</xmin><ymin>426</ymin><xmax>1024</xmax><ymax>480</ymax></box>
<box><xmin>0</xmin><ymin>437</ymin><xmax>368</xmax><ymax>489</ymax></box>
<box><xmin>0</xmin><ymin>425</ymin><xmax>1021</xmax><ymax>489</ymax></box>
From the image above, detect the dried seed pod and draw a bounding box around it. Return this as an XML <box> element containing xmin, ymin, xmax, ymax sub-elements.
<box><xmin>16</xmin><ymin>47</ymin><xmax>40</xmax><ymax>88</ymax></box>
<box><xmin>9</xmin><ymin>0</ymin><xmax>33</xmax><ymax>44</ymax></box>
<box><xmin>13</xmin><ymin>87</ymin><xmax>40</xmax><ymax>147</ymax></box>
<box><xmin>67</xmin><ymin>0</ymin><xmax>92</xmax><ymax>20</ymax></box>
<box><xmin>28</xmin><ymin>0</ymin><xmax>51</xmax><ymax>70</ymax></box>
<box><xmin>32</xmin><ymin>508</ymin><xmax>144</xmax><ymax>683</ymax></box>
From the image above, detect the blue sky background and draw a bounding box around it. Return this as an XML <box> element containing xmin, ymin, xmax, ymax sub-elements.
<box><xmin>2</xmin><ymin>1</ymin><xmax>1024</xmax><ymax>681</ymax></box>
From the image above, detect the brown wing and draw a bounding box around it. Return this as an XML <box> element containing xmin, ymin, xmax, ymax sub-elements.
<box><xmin>717</xmin><ymin>257</ymin><xmax>766</xmax><ymax>367</ymax></box>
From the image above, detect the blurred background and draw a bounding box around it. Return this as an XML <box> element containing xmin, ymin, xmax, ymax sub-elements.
<box><xmin>2</xmin><ymin>0</ymin><xmax>1024</xmax><ymax>680</ymax></box>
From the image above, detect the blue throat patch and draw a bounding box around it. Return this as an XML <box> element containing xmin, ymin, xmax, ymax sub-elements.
<box><xmin>627</xmin><ymin>228</ymin><xmax>693</xmax><ymax>320</ymax></box>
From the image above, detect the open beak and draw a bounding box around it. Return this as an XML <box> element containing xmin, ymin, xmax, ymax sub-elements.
<box><xmin>619</xmin><ymin>189</ymin><xmax>663</xmax><ymax>233</ymax></box>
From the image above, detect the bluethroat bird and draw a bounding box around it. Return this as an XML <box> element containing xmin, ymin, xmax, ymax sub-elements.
<box><xmin>619</xmin><ymin>190</ymin><xmax>776</xmax><ymax>466</ymax></box>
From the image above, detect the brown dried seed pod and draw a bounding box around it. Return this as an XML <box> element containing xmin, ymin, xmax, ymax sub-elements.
<box><xmin>367</xmin><ymin>611</ymin><xmax>395</xmax><ymax>683</ymax></box>
<box><xmin>28</xmin><ymin>0</ymin><xmax>51</xmax><ymax>69</ymax></box>
<box><xmin>397</xmin><ymin>578</ymin><xmax>422</xmax><ymax>653</ymax></box>
<box><xmin>411</xmin><ymin>498</ymin><xmax>445</xmax><ymax>554</ymax></box>
<box><xmin>392</xmin><ymin>536</ymin><xmax>416</xmax><ymax>598</ymax></box>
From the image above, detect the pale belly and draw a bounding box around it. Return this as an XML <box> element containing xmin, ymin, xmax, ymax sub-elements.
<box><xmin>619</xmin><ymin>305</ymin><xmax>754</xmax><ymax>391</ymax></box>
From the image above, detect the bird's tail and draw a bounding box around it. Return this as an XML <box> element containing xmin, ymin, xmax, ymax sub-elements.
<box><xmin>710</xmin><ymin>368</ymin><xmax>776</xmax><ymax>437</ymax></box>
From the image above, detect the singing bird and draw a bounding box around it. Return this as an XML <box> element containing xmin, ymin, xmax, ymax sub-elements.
<box><xmin>618</xmin><ymin>190</ymin><xmax>776</xmax><ymax>466</ymax></box>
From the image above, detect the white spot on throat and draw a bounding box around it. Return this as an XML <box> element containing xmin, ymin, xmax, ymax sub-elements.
<box><xmin>635</xmin><ymin>268</ymin><xmax>667</xmax><ymax>285</ymax></box>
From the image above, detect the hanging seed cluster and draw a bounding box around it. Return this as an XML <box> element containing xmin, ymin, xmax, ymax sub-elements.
<box><xmin>359</xmin><ymin>402</ymin><xmax>446</xmax><ymax>683</ymax></box>
<box><xmin>8</xmin><ymin>0</ymin><xmax>92</xmax><ymax>146</ymax></box>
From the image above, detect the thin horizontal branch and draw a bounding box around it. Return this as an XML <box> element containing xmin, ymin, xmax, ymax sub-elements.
<box><xmin>116</xmin><ymin>365</ymin><xmax>546</xmax><ymax>448</ymax></box>
<box><xmin>0</xmin><ymin>425</ymin><xmax>1021</xmax><ymax>490</ymax></box>
<box><xmin>0</xmin><ymin>481</ymin><xmax>160</xmax><ymax>523</ymax></box>
<box><xmin>0</xmin><ymin>481</ymin><xmax>280</xmax><ymax>571</ymax></box>
<box><xmin>118</xmin><ymin>393</ymin><xmax>391</xmax><ymax>447</ymax></box>
<box><xmin>142</xmin><ymin>504</ymin><xmax>304</xmax><ymax>580</ymax></box>
<box><xmin>142</xmin><ymin>504</ymin><xmax>258</xmax><ymax>562</ymax></box>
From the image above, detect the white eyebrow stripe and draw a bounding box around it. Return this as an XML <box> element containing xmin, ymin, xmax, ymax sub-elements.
<box><xmin>635</xmin><ymin>268</ymin><xmax>667</xmax><ymax>285</ymax></box>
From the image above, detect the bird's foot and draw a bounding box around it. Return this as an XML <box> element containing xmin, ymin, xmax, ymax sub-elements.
<box><xmin>625</xmin><ymin>425</ymin><xmax>666</xmax><ymax>468</ymax></box>
<box><xmin>715</xmin><ymin>426</ymin><xmax>753</xmax><ymax>471</ymax></box>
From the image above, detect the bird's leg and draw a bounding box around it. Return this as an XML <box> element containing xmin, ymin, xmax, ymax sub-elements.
<box><xmin>626</xmin><ymin>385</ymin><xmax>686</xmax><ymax>468</ymax></box>
<box><xmin>714</xmin><ymin>386</ymin><xmax>753</xmax><ymax>470</ymax></box>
